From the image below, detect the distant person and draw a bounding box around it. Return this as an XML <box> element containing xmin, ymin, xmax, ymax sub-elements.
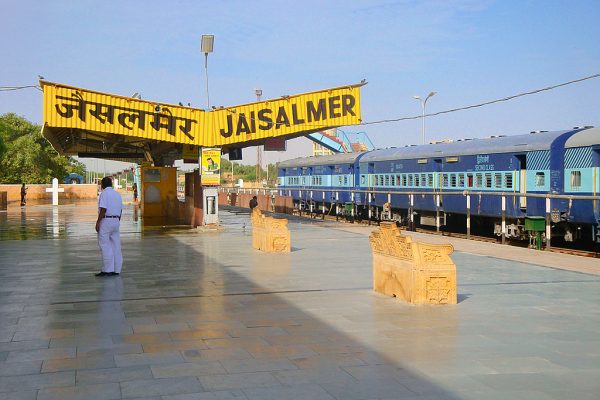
<box><xmin>132</xmin><ymin>183</ymin><xmax>138</xmax><ymax>203</ymax></box>
<box><xmin>249</xmin><ymin>195</ymin><xmax>258</xmax><ymax>210</ymax></box>
<box><xmin>95</xmin><ymin>177</ymin><xmax>123</xmax><ymax>277</ymax></box>
<box><xmin>20</xmin><ymin>183</ymin><xmax>27</xmax><ymax>206</ymax></box>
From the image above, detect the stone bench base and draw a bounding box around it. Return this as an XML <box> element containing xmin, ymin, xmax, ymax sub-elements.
<box><xmin>370</xmin><ymin>223</ymin><xmax>456</xmax><ymax>305</ymax></box>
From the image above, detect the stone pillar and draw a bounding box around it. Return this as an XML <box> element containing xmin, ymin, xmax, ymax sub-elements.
<box><xmin>193</xmin><ymin>170</ymin><xmax>203</xmax><ymax>227</ymax></box>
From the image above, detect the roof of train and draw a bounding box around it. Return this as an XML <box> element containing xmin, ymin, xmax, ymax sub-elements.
<box><xmin>361</xmin><ymin>127</ymin><xmax>598</xmax><ymax>163</ymax></box>
<box><xmin>278</xmin><ymin>152</ymin><xmax>366</xmax><ymax>168</ymax></box>
<box><xmin>277</xmin><ymin>127</ymin><xmax>598</xmax><ymax>168</ymax></box>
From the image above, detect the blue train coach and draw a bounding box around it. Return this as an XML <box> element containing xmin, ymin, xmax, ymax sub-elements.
<box><xmin>277</xmin><ymin>126</ymin><xmax>600</xmax><ymax>244</ymax></box>
<box><xmin>277</xmin><ymin>152</ymin><xmax>367</xmax><ymax>209</ymax></box>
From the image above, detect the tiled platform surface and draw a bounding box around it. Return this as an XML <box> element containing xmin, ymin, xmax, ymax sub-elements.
<box><xmin>1</xmin><ymin>201</ymin><xmax>599</xmax><ymax>400</ymax></box>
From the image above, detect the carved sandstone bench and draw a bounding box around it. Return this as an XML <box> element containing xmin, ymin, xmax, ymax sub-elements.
<box><xmin>369</xmin><ymin>222</ymin><xmax>456</xmax><ymax>304</ymax></box>
<box><xmin>251</xmin><ymin>209</ymin><xmax>291</xmax><ymax>253</ymax></box>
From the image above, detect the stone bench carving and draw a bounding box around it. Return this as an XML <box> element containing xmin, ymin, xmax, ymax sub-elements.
<box><xmin>369</xmin><ymin>222</ymin><xmax>456</xmax><ymax>304</ymax></box>
<box><xmin>251</xmin><ymin>209</ymin><xmax>291</xmax><ymax>253</ymax></box>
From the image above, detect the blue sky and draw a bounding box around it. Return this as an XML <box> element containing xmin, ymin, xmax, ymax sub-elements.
<box><xmin>1</xmin><ymin>0</ymin><xmax>599</xmax><ymax>171</ymax></box>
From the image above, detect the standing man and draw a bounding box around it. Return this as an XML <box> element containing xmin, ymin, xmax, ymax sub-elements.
<box><xmin>249</xmin><ymin>195</ymin><xmax>258</xmax><ymax>210</ymax></box>
<box><xmin>95</xmin><ymin>177</ymin><xmax>123</xmax><ymax>277</ymax></box>
<box><xmin>20</xmin><ymin>183</ymin><xmax>27</xmax><ymax>206</ymax></box>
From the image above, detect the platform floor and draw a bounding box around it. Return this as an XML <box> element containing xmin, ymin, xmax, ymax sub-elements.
<box><xmin>1</xmin><ymin>202</ymin><xmax>599</xmax><ymax>400</ymax></box>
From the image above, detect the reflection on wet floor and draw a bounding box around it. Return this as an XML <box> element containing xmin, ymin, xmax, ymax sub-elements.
<box><xmin>0</xmin><ymin>200</ymin><xmax>143</xmax><ymax>241</ymax></box>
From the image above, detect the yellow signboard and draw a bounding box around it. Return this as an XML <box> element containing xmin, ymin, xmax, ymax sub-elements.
<box><xmin>42</xmin><ymin>83</ymin><xmax>204</xmax><ymax>145</ymax></box>
<box><xmin>210</xmin><ymin>86</ymin><xmax>362</xmax><ymax>146</ymax></box>
<box><xmin>200</xmin><ymin>148</ymin><xmax>221</xmax><ymax>186</ymax></box>
<box><xmin>42</xmin><ymin>81</ymin><xmax>363</xmax><ymax>147</ymax></box>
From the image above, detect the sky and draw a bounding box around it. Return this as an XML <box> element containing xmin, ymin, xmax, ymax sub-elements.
<box><xmin>1</xmin><ymin>0</ymin><xmax>599</xmax><ymax>173</ymax></box>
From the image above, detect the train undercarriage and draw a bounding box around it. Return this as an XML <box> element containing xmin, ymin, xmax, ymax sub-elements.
<box><xmin>292</xmin><ymin>199</ymin><xmax>600</xmax><ymax>249</ymax></box>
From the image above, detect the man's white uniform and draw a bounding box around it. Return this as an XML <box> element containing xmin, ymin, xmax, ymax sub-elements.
<box><xmin>98</xmin><ymin>187</ymin><xmax>123</xmax><ymax>273</ymax></box>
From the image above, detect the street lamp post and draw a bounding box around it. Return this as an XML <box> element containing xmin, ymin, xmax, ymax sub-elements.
<box><xmin>201</xmin><ymin>34</ymin><xmax>214</xmax><ymax>109</ymax></box>
<box><xmin>413</xmin><ymin>91</ymin><xmax>436</xmax><ymax>145</ymax></box>
<box><xmin>255</xmin><ymin>89</ymin><xmax>263</xmax><ymax>185</ymax></box>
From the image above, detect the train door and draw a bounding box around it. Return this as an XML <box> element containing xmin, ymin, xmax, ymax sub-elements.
<box><xmin>594</xmin><ymin>148</ymin><xmax>600</xmax><ymax>226</ymax></box>
<box><xmin>516</xmin><ymin>154</ymin><xmax>527</xmax><ymax>209</ymax></box>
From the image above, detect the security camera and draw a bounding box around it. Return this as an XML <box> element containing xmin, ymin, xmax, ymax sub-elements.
<box><xmin>155</xmin><ymin>105</ymin><xmax>161</xmax><ymax>112</ymax></box>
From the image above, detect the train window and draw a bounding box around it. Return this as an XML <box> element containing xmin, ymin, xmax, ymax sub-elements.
<box><xmin>421</xmin><ymin>174</ymin><xmax>426</xmax><ymax>187</ymax></box>
<box><xmin>475</xmin><ymin>174</ymin><xmax>483</xmax><ymax>188</ymax></box>
<box><xmin>504</xmin><ymin>173</ymin><xmax>513</xmax><ymax>189</ymax></box>
<box><xmin>396</xmin><ymin>175</ymin><xmax>401</xmax><ymax>186</ymax></box>
<box><xmin>385</xmin><ymin>175</ymin><xmax>390</xmax><ymax>187</ymax></box>
<box><xmin>450</xmin><ymin>174</ymin><xmax>457</xmax><ymax>188</ymax></box>
<box><xmin>485</xmin><ymin>173</ymin><xmax>492</xmax><ymax>188</ymax></box>
<box><xmin>467</xmin><ymin>173</ymin><xmax>474</xmax><ymax>187</ymax></box>
<box><xmin>415</xmin><ymin>174</ymin><xmax>420</xmax><ymax>187</ymax></box>
<box><xmin>361</xmin><ymin>175</ymin><xmax>366</xmax><ymax>185</ymax></box>
<box><xmin>535</xmin><ymin>172</ymin><xmax>545</xmax><ymax>187</ymax></box>
<box><xmin>408</xmin><ymin>174</ymin><xmax>413</xmax><ymax>186</ymax></box>
<box><xmin>443</xmin><ymin>174</ymin><xmax>449</xmax><ymax>187</ymax></box>
<box><xmin>571</xmin><ymin>171</ymin><xmax>582</xmax><ymax>189</ymax></box>
<box><xmin>458</xmin><ymin>174</ymin><xmax>465</xmax><ymax>188</ymax></box>
<box><xmin>338</xmin><ymin>176</ymin><xmax>342</xmax><ymax>185</ymax></box>
<box><xmin>344</xmin><ymin>176</ymin><xmax>348</xmax><ymax>186</ymax></box>
<box><xmin>402</xmin><ymin>175</ymin><xmax>407</xmax><ymax>186</ymax></box>
<box><xmin>494</xmin><ymin>173</ymin><xmax>502</xmax><ymax>189</ymax></box>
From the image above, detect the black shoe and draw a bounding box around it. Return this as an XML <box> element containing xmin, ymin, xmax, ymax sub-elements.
<box><xmin>95</xmin><ymin>271</ymin><xmax>110</xmax><ymax>277</ymax></box>
<box><xmin>109</xmin><ymin>272</ymin><xmax>120</xmax><ymax>276</ymax></box>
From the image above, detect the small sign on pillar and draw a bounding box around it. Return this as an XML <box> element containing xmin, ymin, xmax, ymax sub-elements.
<box><xmin>46</xmin><ymin>178</ymin><xmax>64</xmax><ymax>206</ymax></box>
<box><xmin>200</xmin><ymin>147</ymin><xmax>221</xmax><ymax>226</ymax></box>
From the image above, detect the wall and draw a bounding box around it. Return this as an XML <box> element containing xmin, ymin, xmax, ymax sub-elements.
<box><xmin>0</xmin><ymin>184</ymin><xmax>98</xmax><ymax>203</ymax></box>
<box><xmin>218</xmin><ymin>192</ymin><xmax>294</xmax><ymax>214</ymax></box>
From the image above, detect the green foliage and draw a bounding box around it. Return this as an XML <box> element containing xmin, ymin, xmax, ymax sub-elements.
<box><xmin>0</xmin><ymin>135</ymin><xmax>5</xmax><ymax>160</ymax></box>
<box><xmin>220</xmin><ymin>158</ymin><xmax>279</xmax><ymax>186</ymax></box>
<box><xmin>0</xmin><ymin>113</ymin><xmax>86</xmax><ymax>184</ymax></box>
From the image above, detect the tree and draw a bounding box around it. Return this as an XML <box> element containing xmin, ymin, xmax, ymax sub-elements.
<box><xmin>0</xmin><ymin>113</ymin><xmax>86</xmax><ymax>183</ymax></box>
<box><xmin>0</xmin><ymin>135</ymin><xmax>5</xmax><ymax>160</ymax></box>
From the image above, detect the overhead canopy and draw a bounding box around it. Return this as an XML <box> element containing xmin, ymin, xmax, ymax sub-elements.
<box><xmin>41</xmin><ymin>80</ymin><xmax>364</xmax><ymax>165</ymax></box>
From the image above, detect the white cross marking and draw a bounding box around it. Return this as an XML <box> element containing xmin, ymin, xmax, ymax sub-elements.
<box><xmin>45</xmin><ymin>178</ymin><xmax>64</xmax><ymax>206</ymax></box>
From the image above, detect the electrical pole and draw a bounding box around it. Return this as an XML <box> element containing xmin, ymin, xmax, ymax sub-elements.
<box><xmin>255</xmin><ymin>89</ymin><xmax>262</xmax><ymax>186</ymax></box>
